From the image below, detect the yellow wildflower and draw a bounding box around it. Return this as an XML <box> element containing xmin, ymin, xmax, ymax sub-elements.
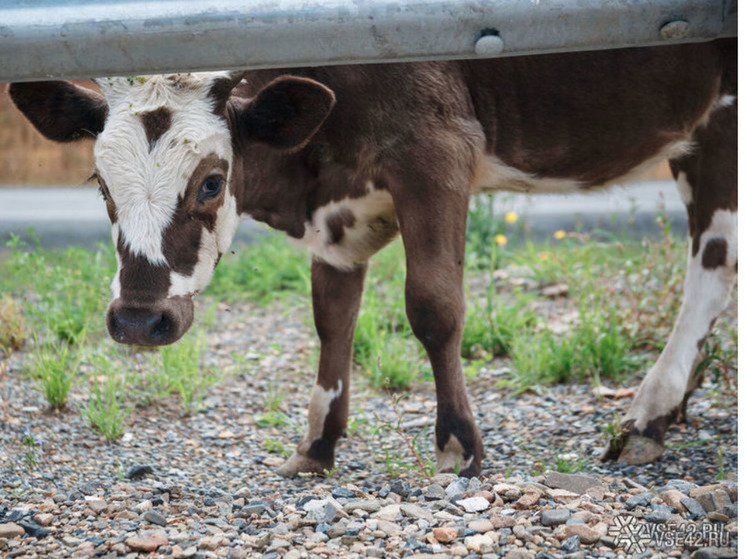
<box><xmin>505</xmin><ymin>211</ymin><xmax>518</xmax><ymax>224</ymax></box>
<box><xmin>553</xmin><ymin>230</ymin><xmax>567</xmax><ymax>240</ymax></box>
<box><xmin>537</xmin><ymin>252</ymin><xmax>550</xmax><ymax>261</ymax></box>
<box><xmin>494</xmin><ymin>234</ymin><xmax>508</xmax><ymax>246</ymax></box>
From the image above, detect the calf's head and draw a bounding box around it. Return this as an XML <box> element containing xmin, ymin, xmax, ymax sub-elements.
<box><xmin>9</xmin><ymin>73</ymin><xmax>335</xmax><ymax>346</ymax></box>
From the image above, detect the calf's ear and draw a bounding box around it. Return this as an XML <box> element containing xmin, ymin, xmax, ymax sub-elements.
<box><xmin>239</xmin><ymin>76</ymin><xmax>335</xmax><ymax>150</ymax></box>
<box><xmin>8</xmin><ymin>81</ymin><xmax>108</xmax><ymax>142</ymax></box>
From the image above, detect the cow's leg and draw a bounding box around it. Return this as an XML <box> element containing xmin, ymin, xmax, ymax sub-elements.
<box><xmin>389</xmin><ymin>167</ymin><xmax>484</xmax><ymax>478</ymax></box>
<box><xmin>278</xmin><ymin>259</ymin><xmax>366</xmax><ymax>476</ymax></box>
<box><xmin>605</xmin><ymin>100</ymin><xmax>737</xmax><ymax>464</ymax></box>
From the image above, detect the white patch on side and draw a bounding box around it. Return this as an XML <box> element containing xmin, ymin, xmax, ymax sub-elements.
<box><xmin>94</xmin><ymin>73</ymin><xmax>234</xmax><ymax>266</ymax></box>
<box><xmin>306</xmin><ymin>380</ymin><xmax>344</xmax><ymax>442</ymax></box>
<box><xmin>435</xmin><ymin>434</ymin><xmax>474</xmax><ymax>474</ymax></box>
<box><xmin>472</xmin><ymin>140</ymin><xmax>692</xmax><ymax>194</ymax></box>
<box><xmin>624</xmin><ymin>207</ymin><xmax>737</xmax><ymax>430</ymax></box>
<box><xmin>292</xmin><ymin>189</ymin><xmax>398</xmax><ymax>270</ymax></box>
<box><xmin>675</xmin><ymin>171</ymin><xmax>693</xmax><ymax>206</ymax></box>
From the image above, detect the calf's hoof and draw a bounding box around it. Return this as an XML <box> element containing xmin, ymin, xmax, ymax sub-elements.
<box><xmin>277</xmin><ymin>452</ymin><xmax>333</xmax><ymax>477</ymax></box>
<box><xmin>436</xmin><ymin>433</ymin><xmax>483</xmax><ymax>478</ymax></box>
<box><xmin>616</xmin><ymin>434</ymin><xmax>665</xmax><ymax>464</ymax></box>
<box><xmin>602</xmin><ymin>434</ymin><xmax>665</xmax><ymax>464</ymax></box>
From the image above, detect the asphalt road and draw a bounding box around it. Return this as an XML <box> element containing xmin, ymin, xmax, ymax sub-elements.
<box><xmin>0</xmin><ymin>180</ymin><xmax>686</xmax><ymax>250</ymax></box>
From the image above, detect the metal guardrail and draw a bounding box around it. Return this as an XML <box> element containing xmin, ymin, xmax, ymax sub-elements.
<box><xmin>0</xmin><ymin>0</ymin><xmax>737</xmax><ymax>82</ymax></box>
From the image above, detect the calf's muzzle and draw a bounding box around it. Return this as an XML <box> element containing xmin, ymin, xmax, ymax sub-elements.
<box><xmin>107</xmin><ymin>297</ymin><xmax>194</xmax><ymax>346</ymax></box>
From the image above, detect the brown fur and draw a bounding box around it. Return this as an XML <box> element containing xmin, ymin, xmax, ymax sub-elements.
<box><xmin>8</xmin><ymin>38</ymin><xmax>737</xmax><ymax>476</ymax></box>
<box><xmin>140</xmin><ymin>107</ymin><xmax>172</xmax><ymax>151</ymax></box>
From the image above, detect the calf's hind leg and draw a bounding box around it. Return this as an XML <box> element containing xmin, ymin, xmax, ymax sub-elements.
<box><xmin>604</xmin><ymin>101</ymin><xmax>737</xmax><ymax>464</ymax></box>
<box><xmin>278</xmin><ymin>260</ymin><xmax>367</xmax><ymax>476</ymax></box>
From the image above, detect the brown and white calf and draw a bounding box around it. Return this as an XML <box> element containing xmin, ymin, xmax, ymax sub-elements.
<box><xmin>9</xmin><ymin>38</ymin><xmax>736</xmax><ymax>477</ymax></box>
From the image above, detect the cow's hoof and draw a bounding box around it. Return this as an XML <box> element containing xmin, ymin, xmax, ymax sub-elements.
<box><xmin>612</xmin><ymin>435</ymin><xmax>665</xmax><ymax>465</ymax></box>
<box><xmin>276</xmin><ymin>452</ymin><xmax>333</xmax><ymax>477</ymax></box>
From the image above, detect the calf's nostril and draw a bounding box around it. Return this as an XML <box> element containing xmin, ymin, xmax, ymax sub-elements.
<box><xmin>150</xmin><ymin>313</ymin><xmax>172</xmax><ymax>341</ymax></box>
<box><xmin>108</xmin><ymin>312</ymin><xmax>125</xmax><ymax>341</ymax></box>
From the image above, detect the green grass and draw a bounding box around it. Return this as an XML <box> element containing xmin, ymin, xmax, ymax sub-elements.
<box><xmin>206</xmin><ymin>231</ymin><xmax>311</xmax><ymax>303</ymax></box>
<box><xmin>26</xmin><ymin>338</ymin><xmax>81</xmax><ymax>410</ymax></box>
<box><xmin>510</xmin><ymin>303</ymin><xmax>643</xmax><ymax>389</ymax></box>
<box><xmin>0</xmin><ymin>205</ymin><xmax>736</xmax><ymax>448</ymax></box>
<box><xmin>155</xmin><ymin>332</ymin><xmax>218</xmax><ymax>413</ymax></box>
<box><xmin>0</xmin><ymin>294</ymin><xmax>28</xmax><ymax>354</ymax></box>
<box><xmin>1</xmin><ymin>236</ymin><xmax>115</xmax><ymax>342</ymax></box>
<box><xmin>84</xmin><ymin>350</ymin><xmax>131</xmax><ymax>441</ymax></box>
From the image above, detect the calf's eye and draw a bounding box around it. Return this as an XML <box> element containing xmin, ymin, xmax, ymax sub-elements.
<box><xmin>199</xmin><ymin>175</ymin><xmax>224</xmax><ymax>202</ymax></box>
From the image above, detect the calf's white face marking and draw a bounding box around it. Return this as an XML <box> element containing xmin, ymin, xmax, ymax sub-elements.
<box><xmin>93</xmin><ymin>74</ymin><xmax>240</xmax><ymax>299</ymax></box>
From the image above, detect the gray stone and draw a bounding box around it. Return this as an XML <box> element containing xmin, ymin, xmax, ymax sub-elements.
<box><xmin>505</xmin><ymin>550</ymin><xmax>535</xmax><ymax>559</ymax></box>
<box><xmin>545</xmin><ymin>472</ymin><xmax>602</xmax><ymax>495</ymax></box>
<box><xmin>445</xmin><ymin>478</ymin><xmax>469</xmax><ymax>500</ymax></box>
<box><xmin>723</xmin><ymin>504</ymin><xmax>738</xmax><ymax>518</ymax></box>
<box><xmin>327</xmin><ymin>521</ymin><xmax>348</xmax><ymax>539</ymax></box>
<box><xmin>681</xmin><ymin>497</ymin><xmax>707</xmax><ymax>519</ymax></box>
<box><xmin>342</xmin><ymin>499</ymin><xmax>381</xmax><ymax>514</ymax></box>
<box><xmin>424</xmin><ymin>484</ymin><xmax>446</xmax><ymax>501</ymax></box>
<box><xmin>691</xmin><ymin>548</ymin><xmax>738</xmax><ymax>559</ymax></box>
<box><xmin>644</xmin><ymin>509</ymin><xmax>673</xmax><ymax>523</ymax></box>
<box><xmin>331</xmin><ymin>487</ymin><xmax>355</xmax><ymax>499</ymax></box>
<box><xmin>456</xmin><ymin>497</ymin><xmax>490</xmax><ymax>513</ymax></box>
<box><xmin>401</xmin><ymin>504</ymin><xmax>433</xmax><ymax>521</ymax></box>
<box><xmin>661</xmin><ymin>479</ymin><xmax>698</xmax><ymax>495</ymax></box>
<box><xmin>540</xmin><ymin>508</ymin><xmax>571</xmax><ymax>527</ymax></box>
<box><xmin>625</xmin><ymin>492</ymin><xmax>653</xmax><ymax>510</ymax></box>
<box><xmin>143</xmin><ymin>511</ymin><xmax>167</xmax><ymax>527</ymax></box>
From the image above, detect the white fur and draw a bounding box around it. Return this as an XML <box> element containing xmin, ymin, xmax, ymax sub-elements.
<box><xmin>624</xmin><ymin>208</ymin><xmax>737</xmax><ymax>429</ymax></box>
<box><xmin>675</xmin><ymin>171</ymin><xmax>693</xmax><ymax>206</ymax></box>
<box><xmin>292</xmin><ymin>189</ymin><xmax>397</xmax><ymax>270</ymax></box>
<box><xmin>110</xmin><ymin>223</ymin><xmax>122</xmax><ymax>299</ymax></box>
<box><xmin>472</xmin><ymin>140</ymin><xmax>692</xmax><ymax>194</ymax></box>
<box><xmin>306</xmin><ymin>380</ymin><xmax>344</xmax><ymax>441</ymax></box>
<box><xmin>94</xmin><ymin>73</ymin><xmax>240</xmax><ymax>298</ymax></box>
<box><xmin>712</xmin><ymin>94</ymin><xmax>736</xmax><ymax>111</ymax></box>
<box><xmin>436</xmin><ymin>434</ymin><xmax>474</xmax><ymax>474</ymax></box>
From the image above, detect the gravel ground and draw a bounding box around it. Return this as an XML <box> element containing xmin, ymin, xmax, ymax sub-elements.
<box><xmin>0</xmin><ymin>299</ymin><xmax>738</xmax><ymax>559</ymax></box>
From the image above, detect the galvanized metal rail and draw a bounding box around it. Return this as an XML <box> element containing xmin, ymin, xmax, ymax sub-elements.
<box><xmin>0</xmin><ymin>0</ymin><xmax>737</xmax><ymax>82</ymax></box>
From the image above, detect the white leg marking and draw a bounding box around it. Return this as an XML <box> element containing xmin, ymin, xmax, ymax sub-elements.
<box><xmin>625</xmin><ymin>209</ymin><xmax>737</xmax><ymax>430</ymax></box>
<box><xmin>436</xmin><ymin>434</ymin><xmax>474</xmax><ymax>474</ymax></box>
<box><xmin>306</xmin><ymin>379</ymin><xmax>344</xmax><ymax>442</ymax></box>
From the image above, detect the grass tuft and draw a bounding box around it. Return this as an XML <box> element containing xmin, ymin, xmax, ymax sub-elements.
<box><xmin>0</xmin><ymin>294</ymin><xmax>28</xmax><ymax>354</ymax></box>
<box><xmin>26</xmin><ymin>338</ymin><xmax>80</xmax><ymax>410</ymax></box>
<box><xmin>84</xmin><ymin>351</ymin><xmax>131</xmax><ymax>441</ymax></box>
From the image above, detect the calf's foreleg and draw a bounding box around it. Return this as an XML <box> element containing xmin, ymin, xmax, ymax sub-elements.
<box><xmin>278</xmin><ymin>259</ymin><xmax>367</xmax><ymax>476</ymax></box>
<box><xmin>390</xmin><ymin>168</ymin><xmax>484</xmax><ymax>477</ymax></box>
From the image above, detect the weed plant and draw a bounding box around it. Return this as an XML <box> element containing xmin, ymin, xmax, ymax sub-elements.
<box><xmin>0</xmin><ymin>294</ymin><xmax>28</xmax><ymax>354</ymax></box>
<box><xmin>84</xmin><ymin>351</ymin><xmax>131</xmax><ymax>441</ymax></box>
<box><xmin>26</xmin><ymin>338</ymin><xmax>81</xmax><ymax>409</ymax></box>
